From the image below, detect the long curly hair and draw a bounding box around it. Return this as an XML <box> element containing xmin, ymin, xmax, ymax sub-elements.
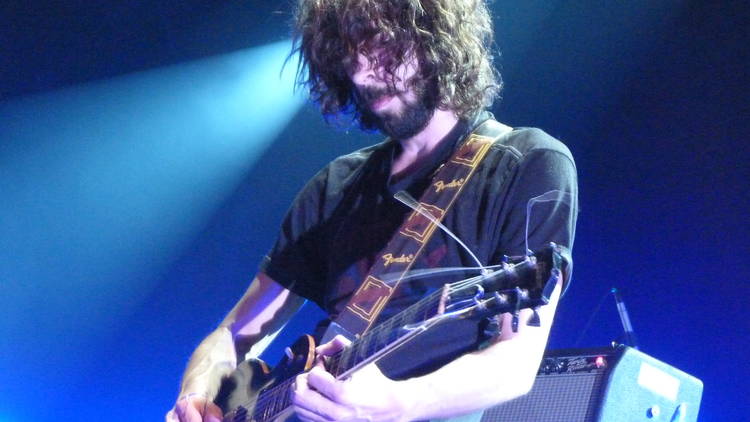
<box><xmin>292</xmin><ymin>0</ymin><xmax>502</xmax><ymax>129</ymax></box>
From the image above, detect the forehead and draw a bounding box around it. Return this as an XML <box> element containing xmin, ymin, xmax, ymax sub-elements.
<box><xmin>348</xmin><ymin>36</ymin><xmax>417</xmax><ymax>67</ymax></box>
<box><xmin>347</xmin><ymin>49</ymin><xmax>420</xmax><ymax>84</ymax></box>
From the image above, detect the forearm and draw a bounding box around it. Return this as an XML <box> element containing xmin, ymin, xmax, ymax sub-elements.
<box><xmin>394</xmin><ymin>284</ymin><xmax>560</xmax><ymax>422</ymax></box>
<box><xmin>394</xmin><ymin>333</ymin><xmax>545</xmax><ymax>421</ymax></box>
<box><xmin>297</xmin><ymin>313</ymin><xmax>552</xmax><ymax>422</ymax></box>
<box><xmin>177</xmin><ymin>326</ymin><xmax>237</xmax><ymax>400</ymax></box>
<box><xmin>176</xmin><ymin>274</ymin><xmax>304</xmax><ymax>401</ymax></box>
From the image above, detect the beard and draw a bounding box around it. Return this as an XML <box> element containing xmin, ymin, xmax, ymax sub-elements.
<box><xmin>358</xmin><ymin>79</ymin><xmax>436</xmax><ymax>140</ymax></box>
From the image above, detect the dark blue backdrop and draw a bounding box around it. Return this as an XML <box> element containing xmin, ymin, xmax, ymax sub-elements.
<box><xmin>1</xmin><ymin>1</ymin><xmax>748</xmax><ymax>420</ymax></box>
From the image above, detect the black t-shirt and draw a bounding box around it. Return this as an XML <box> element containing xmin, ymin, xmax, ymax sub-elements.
<box><xmin>260</xmin><ymin>115</ymin><xmax>578</xmax><ymax>377</ymax></box>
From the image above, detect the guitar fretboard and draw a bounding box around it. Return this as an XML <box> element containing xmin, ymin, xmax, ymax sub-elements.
<box><xmin>328</xmin><ymin>291</ymin><xmax>443</xmax><ymax>377</ymax></box>
<box><xmin>251</xmin><ymin>285</ymin><xmax>447</xmax><ymax>422</ymax></box>
<box><xmin>248</xmin><ymin>256</ymin><xmax>541</xmax><ymax>422</ymax></box>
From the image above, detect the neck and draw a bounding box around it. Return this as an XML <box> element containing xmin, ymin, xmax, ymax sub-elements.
<box><xmin>391</xmin><ymin>109</ymin><xmax>460</xmax><ymax>176</ymax></box>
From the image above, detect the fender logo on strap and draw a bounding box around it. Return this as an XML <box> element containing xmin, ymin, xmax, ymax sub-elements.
<box><xmin>433</xmin><ymin>178</ymin><xmax>465</xmax><ymax>193</ymax></box>
<box><xmin>381</xmin><ymin>253</ymin><xmax>414</xmax><ymax>267</ymax></box>
<box><xmin>332</xmin><ymin>120</ymin><xmax>512</xmax><ymax>335</ymax></box>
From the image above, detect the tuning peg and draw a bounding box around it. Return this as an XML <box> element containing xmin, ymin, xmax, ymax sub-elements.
<box><xmin>472</xmin><ymin>285</ymin><xmax>486</xmax><ymax>309</ymax></box>
<box><xmin>527</xmin><ymin>308</ymin><xmax>541</xmax><ymax>327</ymax></box>
<box><xmin>483</xmin><ymin>316</ymin><xmax>502</xmax><ymax>339</ymax></box>
<box><xmin>511</xmin><ymin>287</ymin><xmax>522</xmax><ymax>332</ymax></box>
<box><xmin>501</xmin><ymin>255</ymin><xmax>512</xmax><ymax>270</ymax></box>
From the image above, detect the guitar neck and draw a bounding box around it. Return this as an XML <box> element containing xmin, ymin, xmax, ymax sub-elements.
<box><xmin>329</xmin><ymin>293</ymin><xmax>444</xmax><ymax>377</ymax></box>
<box><xmin>249</xmin><ymin>251</ymin><xmax>552</xmax><ymax>422</ymax></box>
<box><xmin>326</xmin><ymin>256</ymin><xmax>543</xmax><ymax>377</ymax></box>
<box><xmin>249</xmin><ymin>292</ymin><xmax>443</xmax><ymax>421</ymax></box>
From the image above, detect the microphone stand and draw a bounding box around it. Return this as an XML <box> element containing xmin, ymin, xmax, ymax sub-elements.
<box><xmin>611</xmin><ymin>287</ymin><xmax>639</xmax><ymax>350</ymax></box>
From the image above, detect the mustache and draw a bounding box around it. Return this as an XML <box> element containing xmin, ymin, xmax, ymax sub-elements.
<box><xmin>358</xmin><ymin>85</ymin><xmax>398</xmax><ymax>106</ymax></box>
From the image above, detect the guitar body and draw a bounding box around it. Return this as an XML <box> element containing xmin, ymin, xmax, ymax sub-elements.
<box><xmin>215</xmin><ymin>335</ymin><xmax>316</xmax><ymax>421</ymax></box>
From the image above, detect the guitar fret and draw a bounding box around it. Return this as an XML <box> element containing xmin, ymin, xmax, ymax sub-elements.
<box><xmin>270</xmin><ymin>388</ymin><xmax>279</xmax><ymax>419</ymax></box>
<box><xmin>274</xmin><ymin>380</ymin><xmax>291</xmax><ymax>417</ymax></box>
<box><xmin>357</xmin><ymin>335</ymin><xmax>371</xmax><ymax>361</ymax></box>
<box><xmin>342</xmin><ymin>346</ymin><xmax>356</xmax><ymax>374</ymax></box>
<box><xmin>285</xmin><ymin>379</ymin><xmax>292</xmax><ymax>407</ymax></box>
<box><xmin>328</xmin><ymin>354</ymin><xmax>342</xmax><ymax>377</ymax></box>
<box><xmin>367</xmin><ymin>335</ymin><xmax>380</xmax><ymax>358</ymax></box>
<box><xmin>377</xmin><ymin>324</ymin><xmax>393</xmax><ymax>348</ymax></box>
<box><xmin>262</xmin><ymin>399</ymin><xmax>270</xmax><ymax>421</ymax></box>
<box><xmin>222</xmin><ymin>248</ymin><xmax>557</xmax><ymax>422</ymax></box>
<box><xmin>252</xmin><ymin>399</ymin><xmax>260</xmax><ymax>421</ymax></box>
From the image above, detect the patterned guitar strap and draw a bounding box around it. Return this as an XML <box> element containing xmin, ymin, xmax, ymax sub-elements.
<box><xmin>326</xmin><ymin>119</ymin><xmax>513</xmax><ymax>340</ymax></box>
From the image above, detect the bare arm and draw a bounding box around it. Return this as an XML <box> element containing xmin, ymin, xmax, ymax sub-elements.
<box><xmin>169</xmin><ymin>272</ymin><xmax>305</xmax><ymax>420</ymax></box>
<box><xmin>395</xmin><ymin>283</ymin><xmax>560</xmax><ymax>420</ymax></box>
<box><xmin>293</xmin><ymin>282</ymin><xmax>561</xmax><ymax>422</ymax></box>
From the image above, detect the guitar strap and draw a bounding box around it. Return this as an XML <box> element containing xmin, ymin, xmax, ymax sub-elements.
<box><xmin>331</xmin><ymin>119</ymin><xmax>513</xmax><ymax>337</ymax></box>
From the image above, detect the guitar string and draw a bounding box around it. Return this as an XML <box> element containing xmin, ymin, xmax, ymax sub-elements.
<box><xmin>238</xmin><ymin>272</ymin><xmax>485</xmax><ymax>418</ymax></box>
<box><xmin>379</xmin><ymin>262</ymin><xmax>507</xmax><ymax>285</ymax></box>
<box><xmin>248</xmin><ymin>261</ymin><xmax>528</xmax><ymax>413</ymax></box>
<box><xmin>251</xmin><ymin>264</ymin><xmax>544</xmax><ymax>422</ymax></box>
<box><xmin>231</xmin><ymin>189</ymin><xmax>567</xmax><ymax>418</ymax></box>
<box><xmin>393</xmin><ymin>190</ymin><xmax>489</xmax><ymax>275</ymax></box>
<box><xmin>246</xmin><ymin>250</ymin><xmax>550</xmax><ymax>419</ymax></box>
<box><xmin>243</xmin><ymin>262</ymin><xmax>525</xmax><ymax>414</ymax></box>
<box><xmin>245</xmin><ymin>285</ymin><xmax>454</xmax><ymax>418</ymax></box>
<box><xmin>234</xmin><ymin>262</ymin><xmax>530</xmax><ymax>418</ymax></box>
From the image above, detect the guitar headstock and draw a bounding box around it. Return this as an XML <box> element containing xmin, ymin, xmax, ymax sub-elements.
<box><xmin>440</xmin><ymin>243</ymin><xmax>570</xmax><ymax>328</ymax></box>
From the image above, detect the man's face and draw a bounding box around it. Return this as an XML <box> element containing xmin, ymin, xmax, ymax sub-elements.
<box><xmin>348</xmin><ymin>49</ymin><xmax>434</xmax><ymax>140</ymax></box>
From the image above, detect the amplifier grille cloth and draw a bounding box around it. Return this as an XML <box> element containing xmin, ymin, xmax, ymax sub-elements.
<box><xmin>480</xmin><ymin>372</ymin><xmax>607</xmax><ymax>422</ymax></box>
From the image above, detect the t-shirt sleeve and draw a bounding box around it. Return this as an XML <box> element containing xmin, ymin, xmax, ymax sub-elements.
<box><xmin>495</xmin><ymin>146</ymin><xmax>579</xmax><ymax>293</ymax></box>
<box><xmin>258</xmin><ymin>166</ymin><xmax>331</xmax><ymax>307</ymax></box>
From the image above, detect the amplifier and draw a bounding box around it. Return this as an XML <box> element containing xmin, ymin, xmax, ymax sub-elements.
<box><xmin>480</xmin><ymin>346</ymin><xmax>703</xmax><ymax>422</ymax></box>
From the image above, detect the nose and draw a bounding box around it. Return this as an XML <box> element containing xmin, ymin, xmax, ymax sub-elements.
<box><xmin>349</xmin><ymin>53</ymin><xmax>379</xmax><ymax>86</ymax></box>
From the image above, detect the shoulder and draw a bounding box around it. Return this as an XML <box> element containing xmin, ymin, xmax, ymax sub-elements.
<box><xmin>494</xmin><ymin>126</ymin><xmax>575</xmax><ymax>165</ymax></box>
<box><xmin>322</xmin><ymin>139</ymin><xmax>391</xmax><ymax>184</ymax></box>
<box><xmin>471</xmin><ymin>124</ymin><xmax>578</xmax><ymax>199</ymax></box>
<box><xmin>292</xmin><ymin>139</ymin><xmax>392</xmax><ymax>208</ymax></box>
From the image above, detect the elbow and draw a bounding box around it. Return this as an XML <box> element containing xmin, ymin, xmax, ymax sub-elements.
<box><xmin>491</xmin><ymin>373</ymin><xmax>535</xmax><ymax>407</ymax></box>
<box><xmin>494</xmin><ymin>363</ymin><xmax>538</xmax><ymax>404</ymax></box>
<box><xmin>516</xmin><ymin>372</ymin><xmax>536</xmax><ymax>398</ymax></box>
<box><xmin>515</xmin><ymin>356</ymin><xmax>542</xmax><ymax>398</ymax></box>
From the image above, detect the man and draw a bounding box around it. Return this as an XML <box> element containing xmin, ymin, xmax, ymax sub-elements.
<box><xmin>167</xmin><ymin>0</ymin><xmax>578</xmax><ymax>421</ymax></box>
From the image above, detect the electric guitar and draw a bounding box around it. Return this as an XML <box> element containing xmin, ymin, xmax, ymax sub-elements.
<box><xmin>214</xmin><ymin>243</ymin><xmax>568</xmax><ymax>422</ymax></box>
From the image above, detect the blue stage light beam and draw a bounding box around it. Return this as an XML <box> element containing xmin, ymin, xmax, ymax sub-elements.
<box><xmin>0</xmin><ymin>39</ymin><xmax>304</xmax><ymax>419</ymax></box>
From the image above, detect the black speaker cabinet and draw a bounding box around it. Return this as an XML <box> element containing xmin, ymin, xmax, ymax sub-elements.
<box><xmin>480</xmin><ymin>346</ymin><xmax>703</xmax><ymax>422</ymax></box>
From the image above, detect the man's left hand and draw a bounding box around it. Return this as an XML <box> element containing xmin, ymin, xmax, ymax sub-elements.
<box><xmin>290</xmin><ymin>336</ymin><xmax>410</xmax><ymax>422</ymax></box>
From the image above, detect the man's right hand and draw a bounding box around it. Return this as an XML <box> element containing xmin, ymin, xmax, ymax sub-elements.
<box><xmin>167</xmin><ymin>275</ymin><xmax>303</xmax><ymax>422</ymax></box>
<box><xmin>165</xmin><ymin>395</ymin><xmax>223</xmax><ymax>422</ymax></box>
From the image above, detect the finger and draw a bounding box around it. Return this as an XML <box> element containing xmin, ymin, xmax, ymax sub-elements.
<box><xmin>292</xmin><ymin>371</ymin><xmax>351</xmax><ymax>421</ymax></box>
<box><xmin>165</xmin><ymin>408</ymin><xmax>179</xmax><ymax>422</ymax></box>
<box><xmin>315</xmin><ymin>335</ymin><xmax>351</xmax><ymax>356</ymax></box>
<box><xmin>203</xmin><ymin>406</ymin><xmax>223</xmax><ymax>422</ymax></box>
<box><xmin>173</xmin><ymin>401</ymin><xmax>189</xmax><ymax>421</ymax></box>
<box><xmin>307</xmin><ymin>366</ymin><xmax>350</xmax><ymax>404</ymax></box>
<box><xmin>174</xmin><ymin>400</ymin><xmax>202</xmax><ymax>422</ymax></box>
<box><xmin>173</xmin><ymin>397</ymin><xmax>223</xmax><ymax>422</ymax></box>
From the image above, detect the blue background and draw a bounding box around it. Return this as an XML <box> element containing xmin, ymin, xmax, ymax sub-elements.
<box><xmin>1</xmin><ymin>1</ymin><xmax>748</xmax><ymax>420</ymax></box>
